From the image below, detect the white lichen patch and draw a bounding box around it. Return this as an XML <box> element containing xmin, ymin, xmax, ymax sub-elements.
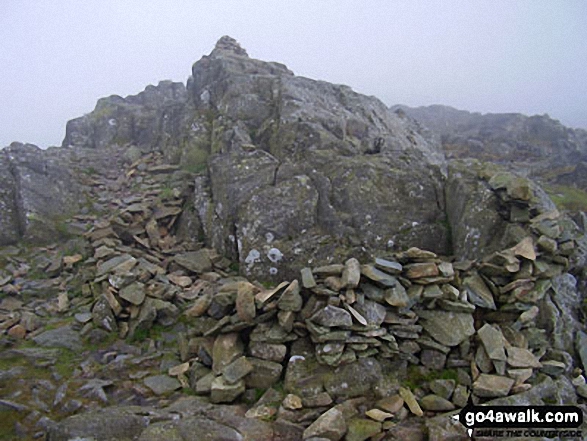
<box><xmin>267</xmin><ymin>247</ymin><xmax>283</xmax><ymax>263</ymax></box>
<box><xmin>244</xmin><ymin>249</ymin><xmax>261</xmax><ymax>270</ymax></box>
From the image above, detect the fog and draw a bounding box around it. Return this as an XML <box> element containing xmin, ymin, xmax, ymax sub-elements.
<box><xmin>1</xmin><ymin>0</ymin><xmax>586</xmax><ymax>148</ymax></box>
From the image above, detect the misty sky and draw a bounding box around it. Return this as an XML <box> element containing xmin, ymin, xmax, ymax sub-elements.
<box><xmin>1</xmin><ymin>0</ymin><xmax>586</xmax><ymax>148</ymax></box>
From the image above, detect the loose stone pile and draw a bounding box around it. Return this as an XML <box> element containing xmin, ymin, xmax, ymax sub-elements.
<box><xmin>167</xmin><ymin>233</ymin><xmax>575</xmax><ymax>414</ymax></box>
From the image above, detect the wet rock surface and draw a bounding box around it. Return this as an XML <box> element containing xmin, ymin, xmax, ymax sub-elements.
<box><xmin>1</xmin><ymin>36</ymin><xmax>587</xmax><ymax>440</ymax></box>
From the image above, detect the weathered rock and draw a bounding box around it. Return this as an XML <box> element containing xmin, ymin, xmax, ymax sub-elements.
<box><xmin>212</xmin><ymin>333</ymin><xmax>244</xmax><ymax>374</ymax></box>
<box><xmin>342</xmin><ymin>258</ymin><xmax>361</xmax><ymax>288</ymax></box>
<box><xmin>245</xmin><ymin>358</ymin><xmax>283</xmax><ymax>389</ymax></box>
<box><xmin>222</xmin><ymin>356</ymin><xmax>253</xmax><ymax>383</ymax></box>
<box><xmin>472</xmin><ymin>374</ymin><xmax>515</xmax><ymax>398</ymax></box>
<box><xmin>119</xmin><ymin>282</ymin><xmax>146</xmax><ymax>305</ymax></box>
<box><xmin>429</xmin><ymin>379</ymin><xmax>456</xmax><ymax>400</ymax></box>
<box><xmin>174</xmin><ymin>250</ymin><xmax>212</xmax><ymax>274</ymax></box>
<box><xmin>301</xmin><ymin>267</ymin><xmax>317</xmax><ymax>289</ymax></box>
<box><xmin>310</xmin><ymin>305</ymin><xmax>352</xmax><ymax>328</ymax></box>
<box><xmin>278</xmin><ymin>280</ymin><xmax>303</xmax><ymax>312</ymax></box>
<box><xmin>47</xmin><ymin>407</ymin><xmax>148</xmax><ymax>441</ymax></box>
<box><xmin>384</xmin><ymin>284</ymin><xmax>409</xmax><ymax>307</ymax></box>
<box><xmin>32</xmin><ymin>325</ymin><xmax>83</xmax><ymax>352</ymax></box>
<box><xmin>92</xmin><ymin>295</ymin><xmax>118</xmax><ymax>332</ymax></box>
<box><xmin>477</xmin><ymin>323</ymin><xmax>506</xmax><ymax>362</ymax></box>
<box><xmin>248</xmin><ymin>342</ymin><xmax>287</xmax><ymax>363</ymax></box>
<box><xmin>236</xmin><ymin>282</ymin><xmax>256</xmax><ymax>321</ymax></box>
<box><xmin>303</xmin><ymin>407</ymin><xmax>347</xmax><ymax>441</ymax></box>
<box><xmin>399</xmin><ymin>387</ymin><xmax>424</xmax><ymax>417</ymax></box>
<box><xmin>420</xmin><ymin>394</ymin><xmax>456</xmax><ymax>412</ymax></box>
<box><xmin>417</xmin><ymin>310</ymin><xmax>475</xmax><ymax>347</ymax></box>
<box><xmin>463</xmin><ymin>273</ymin><xmax>496</xmax><ymax>310</ymax></box>
<box><xmin>365</xmin><ymin>408</ymin><xmax>393</xmax><ymax>422</ymax></box>
<box><xmin>506</xmin><ymin>346</ymin><xmax>542</xmax><ymax>368</ymax></box>
<box><xmin>144</xmin><ymin>374</ymin><xmax>181</xmax><ymax>395</ymax></box>
<box><xmin>346</xmin><ymin>418</ymin><xmax>382</xmax><ymax>441</ymax></box>
<box><xmin>210</xmin><ymin>376</ymin><xmax>245</xmax><ymax>403</ymax></box>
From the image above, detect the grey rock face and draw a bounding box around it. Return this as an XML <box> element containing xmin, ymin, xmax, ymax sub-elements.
<box><xmin>0</xmin><ymin>143</ymin><xmax>80</xmax><ymax>245</ymax></box>
<box><xmin>181</xmin><ymin>37</ymin><xmax>449</xmax><ymax>279</ymax></box>
<box><xmin>62</xmin><ymin>80</ymin><xmax>188</xmax><ymax>152</ymax></box>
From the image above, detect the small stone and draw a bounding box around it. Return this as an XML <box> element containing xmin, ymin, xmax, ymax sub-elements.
<box><xmin>325</xmin><ymin>276</ymin><xmax>345</xmax><ymax>292</ymax></box>
<box><xmin>248</xmin><ymin>342</ymin><xmax>287</xmax><ymax>363</ymax></box>
<box><xmin>510</xmin><ymin>237</ymin><xmax>536</xmax><ymax>261</ymax></box>
<box><xmin>375</xmin><ymin>395</ymin><xmax>404</xmax><ymax>414</ymax></box>
<box><xmin>506</xmin><ymin>347</ymin><xmax>542</xmax><ymax>368</ymax></box>
<box><xmin>472</xmin><ymin>374</ymin><xmax>514</xmax><ymax>398</ymax></box>
<box><xmin>97</xmin><ymin>254</ymin><xmax>137</xmax><ymax>276</ymax></box>
<box><xmin>311</xmin><ymin>305</ymin><xmax>352</xmax><ymax>327</ymax></box>
<box><xmin>143</xmin><ymin>375</ymin><xmax>181</xmax><ymax>396</ymax></box>
<box><xmin>399</xmin><ymin>387</ymin><xmax>423</xmax><ymax>417</ymax></box>
<box><xmin>405</xmin><ymin>262</ymin><xmax>439</xmax><ymax>279</ymax></box>
<box><xmin>167</xmin><ymin>274</ymin><xmax>192</xmax><ymax>287</ymax></box>
<box><xmin>375</xmin><ymin>258</ymin><xmax>402</xmax><ymax>275</ymax></box>
<box><xmin>236</xmin><ymin>282</ymin><xmax>257</xmax><ymax>322</ymax></box>
<box><xmin>507</xmin><ymin>368</ymin><xmax>533</xmax><ymax>385</ymax></box>
<box><xmin>63</xmin><ymin>254</ymin><xmax>83</xmax><ymax>267</ymax></box>
<box><xmin>346</xmin><ymin>418</ymin><xmax>382</xmax><ymax>441</ymax></box>
<box><xmin>437</xmin><ymin>262</ymin><xmax>454</xmax><ymax>278</ymax></box>
<box><xmin>384</xmin><ymin>284</ymin><xmax>409</xmax><ymax>307</ymax></box>
<box><xmin>212</xmin><ymin>333</ymin><xmax>244</xmax><ymax>374</ymax></box>
<box><xmin>301</xmin><ymin>267</ymin><xmax>317</xmax><ymax>289</ymax></box>
<box><xmin>452</xmin><ymin>385</ymin><xmax>469</xmax><ymax>408</ymax></box>
<box><xmin>210</xmin><ymin>376</ymin><xmax>245</xmax><ymax>403</ymax></box>
<box><xmin>417</xmin><ymin>310</ymin><xmax>475</xmax><ymax>347</ymax></box>
<box><xmin>540</xmin><ymin>360</ymin><xmax>566</xmax><ymax>376</ymax></box>
<box><xmin>277</xmin><ymin>280</ymin><xmax>302</xmax><ymax>311</ymax></box>
<box><xmin>342</xmin><ymin>258</ymin><xmax>361</xmax><ymax>289</ymax></box>
<box><xmin>303</xmin><ymin>392</ymin><xmax>333</xmax><ymax>408</ymax></box>
<box><xmin>222</xmin><ymin>356</ymin><xmax>253</xmax><ymax>384</ymax></box>
<box><xmin>429</xmin><ymin>379</ymin><xmax>455</xmax><ymax>400</ymax></box>
<box><xmin>423</xmin><ymin>284</ymin><xmax>443</xmax><ymax>299</ymax></box>
<box><xmin>173</xmin><ymin>250</ymin><xmax>212</xmax><ymax>274</ymax></box>
<box><xmin>282</xmin><ymin>394</ymin><xmax>303</xmax><ymax>410</ymax></box>
<box><xmin>537</xmin><ymin>235</ymin><xmax>557</xmax><ymax>254</ymax></box>
<box><xmin>463</xmin><ymin>273</ymin><xmax>496</xmax><ymax>310</ymax></box>
<box><xmin>303</xmin><ymin>407</ymin><xmax>347</xmax><ymax>441</ymax></box>
<box><xmin>8</xmin><ymin>324</ymin><xmax>26</xmax><ymax>339</ymax></box>
<box><xmin>420</xmin><ymin>395</ymin><xmax>456</xmax><ymax>412</ymax></box>
<box><xmin>185</xmin><ymin>293</ymin><xmax>212</xmax><ymax>317</ymax></box>
<box><xmin>245</xmin><ymin>358</ymin><xmax>283</xmax><ymax>389</ymax></box>
<box><xmin>365</xmin><ymin>408</ymin><xmax>393</xmax><ymax>422</ymax></box>
<box><xmin>360</xmin><ymin>265</ymin><xmax>398</xmax><ymax>287</ymax></box>
<box><xmin>168</xmin><ymin>362</ymin><xmax>190</xmax><ymax>377</ymax></box>
<box><xmin>518</xmin><ymin>306</ymin><xmax>539</xmax><ymax>324</ymax></box>
<box><xmin>119</xmin><ymin>282</ymin><xmax>145</xmax><ymax>306</ymax></box>
<box><xmin>477</xmin><ymin>323</ymin><xmax>507</xmax><ymax>361</ymax></box>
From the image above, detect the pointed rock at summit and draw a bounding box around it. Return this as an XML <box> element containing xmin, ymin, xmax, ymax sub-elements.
<box><xmin>210</xmin><ymin>35</ymin><xmax>249</xmax><ymax>57</ymax></box>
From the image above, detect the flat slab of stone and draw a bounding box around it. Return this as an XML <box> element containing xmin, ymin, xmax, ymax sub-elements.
<box><xmin>143</xmin><ymin>375</ymin><xmax>181</xmax><ymax>396</ymax></box>
<box><xmin>463</xmin><ymin>273</ymin><xmax>496</xmax><ymax>310</ymax></box>
<box><xmin>303</xmin><ymin>407</ymin><xmax>346</xmax><ymax>441</ymax></box>
<box><xmin>417</xmin><ymin>310</ymin><xmax>475</xmax><ymax>347</ymax></box>
<box><xmin>32</xmin><ymin>325</ymin><xmax>83</xmax><ymax>352</ymax></box>
<box><xmin>477</xmin><ymin>323</ymin><xmax>506</xmax><ymax>361</ymax></box>
<box><xmin>173</xmin><ymin>250</ymin><xmax>212</xmax><ymax>274</ymax></box>
<box><xmin>472</xmin><ymin>374</ymin><xmax>514</xmax><ymax>398</ymax></box>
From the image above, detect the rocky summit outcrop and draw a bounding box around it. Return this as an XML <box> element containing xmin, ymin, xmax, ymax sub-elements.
<box><xmin>1</xmin><ymin>36</ymin><xmax>587</xmax><ymax>440</ymax></box>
